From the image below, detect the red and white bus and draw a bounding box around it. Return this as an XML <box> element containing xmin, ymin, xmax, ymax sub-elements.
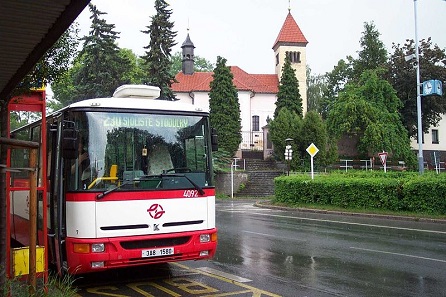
<box><xmin>9</xmin><ymin>85</ymin><xmax>218</xmax><ymax>274</ymax></box>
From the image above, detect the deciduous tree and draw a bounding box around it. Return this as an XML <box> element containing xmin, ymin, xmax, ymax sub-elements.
<box><xmin>269</xmin><ymin>107</ymin><xmax>302</xmax><ymax>164</ymax></box>
<box><xmin>323</xmin><ymin>22</ymin><xmax>388</xmax><ymax>118</ymax></box>
<box><xmin>386</xmin><ymin>38</ymin><xmax>446</xmax><ymax>137</ymax></box>
<box><xmin>301</xmin><ymin>111</ymin><xmax>336</xmax><ymax>168</ymax></box>
<box><xmin>307</xmin><ymin>66</ymin><xmax>328</xmax><ymax>113</ymax></box>
<box><xmin>327</xmin><ymin>69</ymin><xmax>416</xmax><ymax>165</ymax></box>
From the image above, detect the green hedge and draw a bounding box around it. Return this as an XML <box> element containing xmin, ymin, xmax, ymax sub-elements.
<box><xmin>274</xmin><ymin>171</ymin><xmax>446</xmax><ymax>215</ymax></box>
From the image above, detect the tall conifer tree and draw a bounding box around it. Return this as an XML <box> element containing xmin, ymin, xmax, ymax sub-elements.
<box><xmin>353</xmin><ymin>22</ymin><xmax>388</xmax><ymax>78</ymax></box>
<box><xmin>73</xmin><ymin>4</ymin><xmax>131</xmax><ymax>100</ymax></box>
<box><xmin>141</xmin><ymin>0</ymin><xmax>177</xmax><ymax>100</ymax></box>
<box><xmin>274</xmin><ymin>56</ymin><xmax>303</xmax><ymax>118</ymax></box>
<box><xmin>209</xmin><ymin>56</ymin><xmax>242</xmax><ymax>155</ymax></box>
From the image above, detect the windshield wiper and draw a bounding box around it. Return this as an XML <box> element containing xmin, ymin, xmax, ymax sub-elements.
<box><xmin>97</xmin><ymin>173</ymin><xmax>205</xmax><ymax>199</ymax></box>
<box><xmin>96</xmin><ymin>180</ymin><xmax>133</xmax><ymax>200</ymax></box>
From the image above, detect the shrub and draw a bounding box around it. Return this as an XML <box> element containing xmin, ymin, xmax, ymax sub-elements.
<box><xmin>274</xmin><ymin>171</ymin><xmax>446</xmax><ymax>215</ymax></box>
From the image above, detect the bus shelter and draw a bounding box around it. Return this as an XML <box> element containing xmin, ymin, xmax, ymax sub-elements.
<box><xmin>1</xmin><ymin>89</ymin><xmax>48</xmax><ymax>294</ymax></box>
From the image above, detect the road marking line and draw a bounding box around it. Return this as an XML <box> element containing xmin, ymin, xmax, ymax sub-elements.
<box><xmin>197</xmin><ymin>267</ymin><xmax>252</xmax><ymax>283</ymax></box>
<box><xmin>172</xmin><ymin>263</ymin><xmax>281</xmax><ymax>297</ymax></box>
<box><xmin>222</xmin><ymin>210</ymin><xmax>446</xmax><ymax>235</ymax></box>
<box><xmin>200</xmin><ymin>289</ymin><xmax>253</xmax><ymax>296</ymax></box>
<box><xmin>350</xmin><ymin>247</ymin><xmax>446</xmax><ymax>263</ymax></box>
<box><xmin>242</xmin><ymin>230</ymin><xmax>307</xmax><ymax>242</ymax></box>
<box><xmin>128</xmin><ymin>282</ymin><xmax>181</xmax><ymax>297</ymax></box>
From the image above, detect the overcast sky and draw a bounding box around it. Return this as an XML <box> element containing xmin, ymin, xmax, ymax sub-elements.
<box><xmin>75</xmin><ymin>0</ymin><xmax>446</xmax><ymax>76</ymax></box>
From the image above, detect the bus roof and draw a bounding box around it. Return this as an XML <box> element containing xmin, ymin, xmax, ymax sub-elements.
<box><xmin>66</xmin><ymin>97</ymin><xmax>209</xmax><ymax>115</ymax></box>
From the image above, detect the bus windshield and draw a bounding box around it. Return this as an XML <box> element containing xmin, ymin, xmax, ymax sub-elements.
<box><xmin>65</xmin><ymin>111</ymin><xmax>213</xmax><ymax>191</ymax></box>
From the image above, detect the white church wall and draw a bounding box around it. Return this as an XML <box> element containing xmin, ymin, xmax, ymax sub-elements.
<box><xmin>238</xmin><ymin>91</ymin><xmax>251</xmax><ymax>132</ymax></box>
<box><xmin>174</xmin><ymin>91</ymin><xmax>278</xmax><ymax>134</ymax></box>
<box><xmin>250</xmin><ymin>93</ymin><xmax>277</xmax><ymax>127</ymax></box>
<box><xmin>174</xmin><ymin>92</ymin><xmax>210</xmax><ymax>112</ymax></box>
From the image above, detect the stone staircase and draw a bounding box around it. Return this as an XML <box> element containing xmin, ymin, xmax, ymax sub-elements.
<box><xmin>235</xmin><ymin>159</ymin><xmax>284</xmax><ymax>197</ymax></box>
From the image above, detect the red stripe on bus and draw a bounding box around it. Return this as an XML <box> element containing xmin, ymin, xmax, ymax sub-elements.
<box><xmin>66</xmin><ymin>188</ymin><xmax>215</xmax><ymax>202</ymax></box>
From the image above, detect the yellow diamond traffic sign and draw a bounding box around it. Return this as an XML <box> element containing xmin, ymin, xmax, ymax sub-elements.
<box><xmin>306</xmin><ymin>143</ymin><xmax>319</xmax><ymax>157</ymax></box>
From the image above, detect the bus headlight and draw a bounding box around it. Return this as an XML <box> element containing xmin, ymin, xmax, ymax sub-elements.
<box><xmin>91</xmin><ymin>243</ymin><xmax>105</xmax><ymax>253</ymax></box>
<box><xmin>200</xmin><ymin>234</ymin><xmax>210</xmax><ymax>243</ymax></box>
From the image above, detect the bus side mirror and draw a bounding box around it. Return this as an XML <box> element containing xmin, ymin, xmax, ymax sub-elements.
<box><xmin>62</xmin><ymin>121</ymin><xmax>78</xmax><ymax>159</ymax></box>
<box><xmin>211</xmin><ymin>128</ymin><xmax>218</xmax><ymax>152</ymax></box>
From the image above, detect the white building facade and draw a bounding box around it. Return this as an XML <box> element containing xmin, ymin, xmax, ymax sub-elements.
<box><xmin>172</xmin><ymin>11</ymin><xmax>308</xmax><ymax>157</ymax></box>
<box><xmin>410</xmin><ymin>116</ymin><xmax>446</xmax><ymax>169</ymax></box>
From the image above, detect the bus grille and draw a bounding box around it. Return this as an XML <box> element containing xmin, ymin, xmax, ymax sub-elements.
<box><xmin>120</xmin><ymin>236</ymin><xmax>191</xmax><ymax>250</ymax></box>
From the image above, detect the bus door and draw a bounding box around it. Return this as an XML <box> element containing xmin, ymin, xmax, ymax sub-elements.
<box><xmin>47</xmin><ymin>119</ymin><xmax>76</xmax><ymax>275</ymax></box>
<box><xmin>46</xmin><ymin>121</ymin><xmax>59</xmax><ymax>270</ymax></box>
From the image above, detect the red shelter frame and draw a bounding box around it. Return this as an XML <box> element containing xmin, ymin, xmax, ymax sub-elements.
<box><xmin>6</xmin><ymin>89</ymin><xmax>48</xmax><ymax>288</ymax></box>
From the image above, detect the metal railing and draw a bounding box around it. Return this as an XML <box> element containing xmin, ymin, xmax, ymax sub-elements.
<box><xmin>239</xmin><ymin>131</ymin><xmax>263</xmax><ymax>151</ymax></box>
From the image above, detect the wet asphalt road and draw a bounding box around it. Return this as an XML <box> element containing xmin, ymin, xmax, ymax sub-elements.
<box><xmin>76</xmin><ymin>200</ymin><xmax>446</xmax><ymax>297</ymax></box>
<box><xmin>209</xmin><ymin>200</ymin><xmax>446</xmax><ymax>296</ymax></box>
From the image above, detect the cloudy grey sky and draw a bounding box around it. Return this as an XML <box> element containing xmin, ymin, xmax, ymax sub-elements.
<box><xmin>75</xmin><ymin>0</ymin><xmax>446</xmax><ymax>76</ymax></box>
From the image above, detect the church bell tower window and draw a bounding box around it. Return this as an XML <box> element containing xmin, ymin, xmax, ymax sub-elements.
<box><xmin>286</xmin><ymin>51</ymin><xmax>301</xmax><ymax>63</ymax></box>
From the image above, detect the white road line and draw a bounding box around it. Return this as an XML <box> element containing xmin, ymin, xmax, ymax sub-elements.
<box><xmin>196</xmin><ymin>267</ymin><xmax>252</xmax><ymax>283</ymax></box>
<box><xmin>220</xmin><ymin>210</ymin><xmax>446</xmax><ymax>235</ymax></box>
<box><xmin>350</xmin><ymin>247</ymin><xmax>446</xmax><ymax>263</ymax></box>
<box><xmin>242</xmin><ymin>230</ymin><xmax>307</xmax><ymax>242</ymax></box>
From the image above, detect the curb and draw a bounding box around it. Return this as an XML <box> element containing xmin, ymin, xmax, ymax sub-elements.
<box><xmin>254</xmin><ymin>200</ymin><xmax>446</xmax><ymax>224</ymax></box>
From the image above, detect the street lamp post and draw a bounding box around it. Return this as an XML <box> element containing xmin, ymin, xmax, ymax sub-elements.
<box><xmin>414</xmin><ymin>0</ymin><xmax>424</xmax><ymax>174</ymax></box>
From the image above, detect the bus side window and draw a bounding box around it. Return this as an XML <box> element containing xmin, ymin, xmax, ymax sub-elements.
<box><xmin>62</xmin><ymin>121</ymin><xmax>78</xmax><ymax>160</ymax></box>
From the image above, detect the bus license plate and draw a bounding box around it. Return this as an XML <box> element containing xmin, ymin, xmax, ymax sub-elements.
<box><xmin>142</xmin><ymin>247</ymin><xmax>174</xmax><ymax>258</ymax></box>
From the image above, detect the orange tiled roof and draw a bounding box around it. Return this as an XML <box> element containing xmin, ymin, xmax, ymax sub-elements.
<box><xmin>172</xmin><ymin>66</ymin><xmax>278</xmax><ymax>94</ymax></box>
<box><xmin>272</xmin><ymin>12</ymin><xmax>308</xmax><ymax>49</ymax></box>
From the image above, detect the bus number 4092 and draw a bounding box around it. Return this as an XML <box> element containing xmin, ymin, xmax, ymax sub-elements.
<box><xmin>183</xmin><ymin>190</ymin><xmax>199</xmax><ymax>198</ymax></box>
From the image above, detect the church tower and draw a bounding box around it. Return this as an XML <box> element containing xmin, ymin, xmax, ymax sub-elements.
<box><xmin>181</xmin><ymin>30</ymin><xmax>195</xmax><ymax>75</ymax></box>
<box><xmin>272</xmin><ymin>10</ymin><xmax>308</xmax><ymax>113</ymax></box>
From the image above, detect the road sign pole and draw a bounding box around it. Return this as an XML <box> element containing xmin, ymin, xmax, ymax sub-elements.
<box><xmin>310</xmin><ymin>156</ymin><xmax>314</xmax><ymax>180</ymax></box>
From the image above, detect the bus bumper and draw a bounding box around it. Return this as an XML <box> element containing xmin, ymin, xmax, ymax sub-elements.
<box><xmin>65</xmin><ymin>228</ymin><xmax>217</xmax><ymax>274</ymax></box>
